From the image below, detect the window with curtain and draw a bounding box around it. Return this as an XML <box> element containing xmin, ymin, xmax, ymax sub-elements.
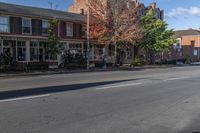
<box><xmin>42</xmin><ymin>20</ymin><xmax>49</xmax><ymax>35</ymax></box>
<box><xmin>66</xmin><ymin>23</ymin><xmax>73</xmax><ymax>37</ymax></box>
<box><xmin>22</xmin><ymin>18</ymin><xmax>31</xmax><ymax>34</ymax></box>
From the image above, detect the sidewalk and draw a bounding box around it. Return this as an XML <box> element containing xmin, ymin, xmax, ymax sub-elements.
<box><xmin>0</xmin><ymin>65</ymin><xmax>174</xmax><ymax>79</ymax></box>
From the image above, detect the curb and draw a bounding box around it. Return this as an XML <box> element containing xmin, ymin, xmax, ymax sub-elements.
<box><xmin>0</xmin><ymin>66</ymin><xmax>174</xmax><ymax>79</ymax></box>
<box><xmin>0</xmin><ymin>68</ymin><xmax>118</xmax><ymax>79</ymax></box>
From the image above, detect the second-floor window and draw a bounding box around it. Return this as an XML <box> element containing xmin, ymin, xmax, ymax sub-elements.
<box><xmin>66</xmin><ymin>22</ymin><xmax>73</xmax><ymax>37</ymax></box>
<box><xmin>191</xmin><ymin>40</ymin><xmax>195</xmax><ymax>46</ymax></box>
<box><xmin>22</xmin><ymin>18</ymin><xmax>31</xmax><ymax>34</ymax></box>
<box><xmin>42</xmin><ymin>20</ymin><xmax>49</xmax><ymax>35</ymax></box>
<box><xmin>0</xmin><ymin>16</ymin><xmax>9</xmax><ymax>33</ymax></box>
<box><xmin>82</xmin><ymin>25</ymin><xmax>86</xmax><ymax>38</ymax></box>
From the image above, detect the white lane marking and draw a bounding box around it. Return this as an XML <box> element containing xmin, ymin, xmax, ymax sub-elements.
<box><xmin>0</xmin><ymin>94</ymin><xmax>50</xmax><ymax>103</ymax></box>
<box><xmin>96</xmin><ymin>82</ymin><xmax>142</xmax><ymax>90</ymax></box>
<box><xmin>163</xmin><ymin>76</ymin><xmax>189</xmax><ymax>82</ymax></box>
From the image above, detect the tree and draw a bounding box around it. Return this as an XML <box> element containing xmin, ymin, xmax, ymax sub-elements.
<box><xmin>47</xmin><ymin>19</ymin><xmax>61</xmax><ymax>61</ymax></box>
<box><xmin>87</xmin><ymin>0</ymin><xmax>141</xmax><ymax>65</ymax></box>
<box><xmin>139</xmin><ymin>10</ymin><xmax>176</xmax><ymax>63</ymax></box>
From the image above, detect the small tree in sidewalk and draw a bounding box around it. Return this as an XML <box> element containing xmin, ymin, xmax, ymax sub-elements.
<box><xmin>47</xmin><ymin>19</ymin><xmax>61</xmax><ymax>62</ymax></box>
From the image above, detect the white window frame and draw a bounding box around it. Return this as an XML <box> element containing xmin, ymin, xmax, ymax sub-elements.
<box><xmin>30</xmin><ymin>41</ymin><xmax>39</xmax><ymax>61</ymax></box>
<box><xmin>17</xmin><ymin>41</ymin><xmax>26</xmax><ymax>62</ymax></box>
<box><xmin>22</xmin><ymin>18</ymin><xmax>32</xmax><ymax>35</ymax></box>
<box><xmin>68</xmin><ymin>42</ymin><xmax>83</xmax><ymax>54</ymax></box>
<box><xmin>81</xmin><ymin>24</ymin><xmax>86</xmax><ymax>38</ymax></box>
<box><xmin>0</xmin><ymin>16</ymin><xmax>10</xmax><ymax>33</ymax></box>
<box><xmin>42</xmin><ymin>20</ymin><xmax>49</xmax><ymax>35</ymax></box>
<box><xmin>66</xmin><ymin>22</ymin><xmax>73</xmax><ymax>37</ymax></box>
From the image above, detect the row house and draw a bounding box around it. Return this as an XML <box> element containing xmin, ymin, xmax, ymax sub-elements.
<box><xmin>138</xmin><ymin>2</ymin><xmax>164</xmax><ymax>20</ymax></box>
<box><xmin>68</xmin><ymin>0</ymin><xmax>164</xmax><ymax>64</ymax></box>
<box><xmin>0</xmin><ymin>2</ymin><xmax>86</xmax><ymax>65</ymax></box>
<box><xmin>68</xmin><ymin>0</ymin><xmax>164</xmax><ymax>20</ymax></box>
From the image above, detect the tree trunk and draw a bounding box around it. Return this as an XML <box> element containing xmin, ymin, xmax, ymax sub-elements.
<box><xmin>149</xmin><ymin>52</ymin><xmax>155</xmax><ymax>64</ymax></box>
<box><xmin>134</xmin><ymin>45</ymin><xmax>139</xmax><ymax>59</ymax></box>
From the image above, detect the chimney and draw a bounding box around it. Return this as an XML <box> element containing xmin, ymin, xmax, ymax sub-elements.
<box><xmin>150</xmin><ymin>2</ymin><xmax>156</xmax><ymax>9</ymax></box>
<box><xmin>160</xmin><ymin>10</ymin><xmax>164</xmax><ymax>20</ymax></box>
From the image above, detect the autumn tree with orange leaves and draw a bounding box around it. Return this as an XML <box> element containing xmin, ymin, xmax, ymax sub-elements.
<box><xmin>87</xmin><ymin>0</ymin><xmax>142</xmax><ymax>65</ymax></box>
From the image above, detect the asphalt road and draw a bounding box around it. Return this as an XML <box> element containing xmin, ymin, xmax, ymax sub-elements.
<box><xmin>1</xmin><ymin>66</ymin><xmax>200</xmax><ymax>133</ymax></box>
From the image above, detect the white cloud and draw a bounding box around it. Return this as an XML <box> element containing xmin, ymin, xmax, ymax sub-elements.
<box><xmin>166</xmin><ymin>7</ymin><xmax>200</xmax><ymax>18</ymax></box>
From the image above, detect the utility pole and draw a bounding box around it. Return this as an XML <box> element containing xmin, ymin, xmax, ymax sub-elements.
<box><xmin>114</xmin><ymin>0</ymin><xmax>119</xmax><ymax>66</ymax></box>
<box><xmin>86</xmin><ymin>0</ymin><xmax>90</xmax><ymax>70</ymax></box>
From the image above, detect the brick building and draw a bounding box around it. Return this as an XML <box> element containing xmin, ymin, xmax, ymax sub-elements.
<box><xmin>0</xmin><ymin>2</ymin><xmax>86</xmax><ymax>67</ymax></box>
<box><xmin>68</xmin><ymin>0</ymin><xmax>164</xmax><ymax>20</ymax></box>
<box><xmin>164</xmin><ymin>29</ymin><xmax>200</xmax><ymax>62</ymax></box>
<box><xmin>68</xmin><ymin>0</ymin><xmax>164</xmax><ymax>64</ymax></box>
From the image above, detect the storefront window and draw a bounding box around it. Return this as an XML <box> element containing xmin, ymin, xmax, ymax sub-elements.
<box><xmin>69</xmin><ymin>43</ymin><xmax>83</xmax><ymax>54</ymax></box>
<box><xmin>17</xmin><ymin>41</ymin><xmax>26</xmax><ymax>61</ymax></box>
<box><xmin>30</xmin><ymin>42</ymin><xmax>45</xmax><ymax>62</ymax></box>
<box><xmin>30</xmin><ymin>42</ymin><xmax>38</xmax><ymax>61</ymax></box>
<box><xmin>11</xmin><ymin>42</ymin><xmax>16</xmax><ymax>60</ymax></box>
<box><xmin>0</xmin><ymin>41</ymin><xmax>2</xmax><ymax>54</ymax></box>
<box><xmin>126</xmin><ymin>47</ymin><xmax>132</xmax><ymax>59</ymax></box>
<box><xmin>39</xmin><ymin>42</ymin><xmax>45</xmax><ymax>62</ymax></box>
<box><xmin>93</xmin><ymin>45</ymin><xmax>104</xmax><ymax>60</ymax></box>
<box><xmin>3</xmin><ymin>40</ymin><xmax>11</xmax><ymax>55</ymax></box>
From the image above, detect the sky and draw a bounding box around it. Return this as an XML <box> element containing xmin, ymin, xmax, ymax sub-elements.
<box><xmin>1</xmin><ymin>0</ymin><xmax>200</xmax><ymax>30</ymax></box>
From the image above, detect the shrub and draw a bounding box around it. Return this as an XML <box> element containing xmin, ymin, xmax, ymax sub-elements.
<box><xmin>0</xmin><ymin>53</ymin><xmax>14</xmax><ymax>71</ymax></box>
<box><xmin>61</xmin><ymin>50</ymin><xmax>87</xmax><ymax>69</ymax></box>
<box><xmin>131</xmin><ymin>57</ymin><xmax>142</xmax><ymax>66</ymax></box>
<box><xmin>26</xmin><ymin>62</ymin><xmax>48</xmax><ymax>70</ymax></box>
<box><xmin>184</xmin><ymin>55</ymin><xmax>191</xmax><ymax>64</ymax></box>
<box><xmin>155</xmin><ymin>59</ymin><xmax>176</xmax><ymax>65</ymax></box>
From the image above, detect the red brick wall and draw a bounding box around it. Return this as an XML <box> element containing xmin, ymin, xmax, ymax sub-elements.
<box><xmin>6</xmin><ymin>15</ymin><xmax>86</xmax><ymax>40</ymax></box>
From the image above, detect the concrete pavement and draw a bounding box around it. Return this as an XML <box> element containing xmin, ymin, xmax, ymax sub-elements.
<box><xmin>1</xmin><ymin>66</ymin><xmax>200</xmax><ymax>132</ymax></box>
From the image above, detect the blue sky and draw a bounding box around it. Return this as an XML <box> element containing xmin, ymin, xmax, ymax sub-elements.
<box><xmin>1</xmin><ymin>0</ymin><xmax>200</xmax><ymax>30</ymax></box>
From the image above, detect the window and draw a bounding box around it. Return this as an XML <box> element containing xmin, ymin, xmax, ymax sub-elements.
<box><xmin>30</xmin><ymin>42</ymin><xmax>45</xmax><ymax>61</ymax></box>
<box><xmin>80</xmin><ymin>9</ymin><xmax>84</xmax><ymax>15</ymax></box>
<box><xmin>17</xmin><ymin>41</ymin><xmax>26</xmax><ymax>61</ymax></box>
<box><xmin>42</xmin><ymin>20</ymin><xmax>49</xmax><ymax>35</ymax></box>
<box><xmin>126</xmin><ymin>2</ymin><xmax>130</xmax><ymax>9</ymax></box>
<box><xmin>66</xmin><ymin>23</ymin><xmax>73</xmax><ymax>37</ymax></box>
<box><xmin>82</xmin><ymin>25</ymin><xmax>86</xmax><ymax>38</ymax></box>
<box><xmin>126</xmin><ymin>47</ymin><xmax>133</xmax><ymax>59</ymax></box>
<box><xmin>30</xmin><ymin>42</ymin><xmax>39</xmax><ymax>61</ymax></box>
<box><xmin>69</xmin><ymin>43</ymin><xmax>83</xmax><ymax>54</ymax></box>
<box><xmin>191</xmin><ymin>40</ymin><xmax>195</xmax><ymax>46</ymax></box>
<box><xmin>0</xmin><ymin>16</ymin><xmax>9</xmax><ymax>33</ymax></box>
<box><xmin>0</xmin><ymin>41</ymin><xmax>2</xmax><ymax>54</ymax></box>
<box><xmin>22</xmin><ymin>18</ymin><xmax>31</xmax><ymax>34</ymax></box>
<box><xmin>194</xmin><ymin>49</ymin><xmax>198</xmax><ymax>56</ymax></box>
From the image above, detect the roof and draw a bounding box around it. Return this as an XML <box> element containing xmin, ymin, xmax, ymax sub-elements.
<box><xmin>174</xmin><ymin>29</ymin><xmax>200</xmax><ymax>38</ymax></box>
<box><xmin>0</xmin><ymin>2</ymin><xmax>86</xmax><ymax>22</ymax></box>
